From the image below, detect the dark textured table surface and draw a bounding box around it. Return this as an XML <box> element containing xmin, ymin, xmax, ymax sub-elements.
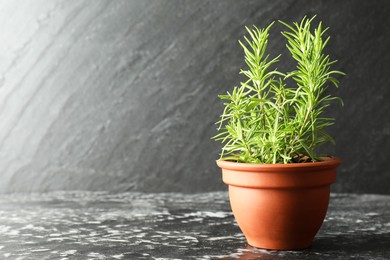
<box><xmin>0</xmin><ymin>191</ymin><xmax>389</xmax><ymax>259</ymax></box>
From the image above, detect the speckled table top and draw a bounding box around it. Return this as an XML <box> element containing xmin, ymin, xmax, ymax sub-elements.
<box><xmin>0</xmin><ymin>191</ymin><xmax>389</xmax><ymax>259</ymax></box>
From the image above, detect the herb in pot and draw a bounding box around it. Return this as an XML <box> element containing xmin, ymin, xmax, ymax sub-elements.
<box><xmin>213</xmin><ymin>16</ymin><xmax>345</xmax><ymax>164</ymax></box>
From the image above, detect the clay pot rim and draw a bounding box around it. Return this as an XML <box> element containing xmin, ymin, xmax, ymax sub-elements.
<box><xmin>217</xmin><ymin>156</ymin><xmax>341</xmax><ymax>172</ymax></box>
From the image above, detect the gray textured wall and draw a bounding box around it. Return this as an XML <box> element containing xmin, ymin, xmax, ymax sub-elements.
<box><xmin>0</xmin><ymin>0</ymin><xmax>389</xmax><ymax>194</ymax></box>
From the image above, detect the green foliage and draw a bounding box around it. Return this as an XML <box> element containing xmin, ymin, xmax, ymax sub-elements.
<box><xmin>213</xmin><ymin>16</ymin><xmax>345</xmax><ymax>164</ymax></box>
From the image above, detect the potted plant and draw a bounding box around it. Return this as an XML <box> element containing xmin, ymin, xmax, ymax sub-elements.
<box><xmin>213</xmin><ymin>16</ymin><xmax>345</xmax><ymax>250</ymax></box>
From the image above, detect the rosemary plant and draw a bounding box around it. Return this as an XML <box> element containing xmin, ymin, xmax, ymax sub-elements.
<box><xmin>213</xmin><ymin>16</ymin><xmax>345</xmax><ymax>164</ymax></box>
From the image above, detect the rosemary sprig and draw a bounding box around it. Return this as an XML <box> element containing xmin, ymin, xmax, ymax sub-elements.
<box><xmin>213</xmin><ymin>16</ymin><xmax>345</xmax><ymax>164</ymax></box>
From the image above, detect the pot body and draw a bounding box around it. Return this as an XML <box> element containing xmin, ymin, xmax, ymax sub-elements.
<box><xmin>217</xmin><ymin>157</ymin><xmax>341</xmax><ymax>250</ymax></box>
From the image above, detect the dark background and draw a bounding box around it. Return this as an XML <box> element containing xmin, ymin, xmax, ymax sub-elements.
<box><xmin>0</xmin><ymin>0</ymin><xmax>388</xmax><ymax>194</ymax></box>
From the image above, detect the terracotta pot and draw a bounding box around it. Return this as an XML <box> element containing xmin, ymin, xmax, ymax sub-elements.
<box><xmin>217</xmin><ymin>157</ymin><xmax>341</xmax><ymax>250</ymax></box>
